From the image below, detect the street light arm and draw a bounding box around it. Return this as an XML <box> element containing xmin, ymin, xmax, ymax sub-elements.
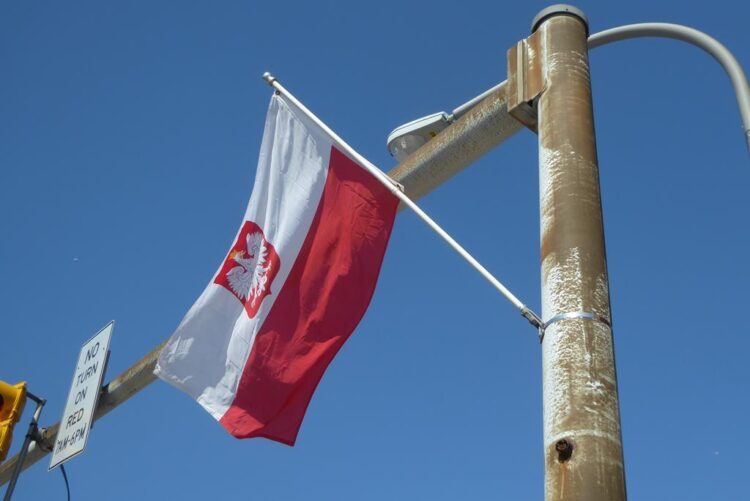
<box><xmin>588</xmin><ymin>23</ymin><xmax>750</xmax><ymax>153</ymax></box>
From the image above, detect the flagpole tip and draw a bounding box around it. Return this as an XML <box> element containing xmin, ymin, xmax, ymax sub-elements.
<box><xmin>262</xmin><ymin>72</ymin><xmax>277</xmax><ymax>86</ymax></box>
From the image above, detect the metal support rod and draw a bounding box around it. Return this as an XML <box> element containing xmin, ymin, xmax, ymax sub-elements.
<box><xmin>3</xmin><ymin>392</ymin><xmax>44</xmax><ymax>501</ymax></box>
<box><xmin>0</xmin><ymin>78</ymin><xmax>531</xmax><ymax>484</ymax></box>
<box><xmin>263</xmin><ymin>72</ymin><xmax>540</xmax><ymax>326</ymax></box>
<box><xmin>535</xmin><ymin>8</ymin><xmax>626</xmax><ymax>500</ymax></box>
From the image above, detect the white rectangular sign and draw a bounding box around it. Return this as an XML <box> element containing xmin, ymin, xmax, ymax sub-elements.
<box><xmin>49</xmin><ymin>321</ymin><xmax>113</xmax><ymax>470</ymax></box>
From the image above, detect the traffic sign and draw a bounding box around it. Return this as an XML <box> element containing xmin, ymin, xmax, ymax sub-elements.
<box><xmin>49</xmin><ymin>321</ymin><xmax>113</xmax><ymax>470</ymax></box>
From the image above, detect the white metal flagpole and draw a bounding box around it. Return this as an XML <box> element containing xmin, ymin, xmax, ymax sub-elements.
<box><xmin>262</xmin><ymin>72</ymin><xmax>542</xmax><ymax>330</ymax></box>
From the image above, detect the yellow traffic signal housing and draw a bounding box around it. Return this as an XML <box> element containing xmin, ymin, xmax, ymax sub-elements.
<box><xmin>0</xmin><ymin>380</ymin><xmax>27</xmax><ymax>463</ymax></box>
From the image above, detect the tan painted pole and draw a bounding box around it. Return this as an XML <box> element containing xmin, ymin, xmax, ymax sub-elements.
<box><xmin>533</xmin><ymin>6</ymin><xmax>626</xmax><ymax>500</ymax></box>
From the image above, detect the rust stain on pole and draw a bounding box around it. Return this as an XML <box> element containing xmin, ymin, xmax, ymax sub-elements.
<box><xmin>535</xmin><ymin>11</ymin><xmax>626</xmax><ymax>501</ymax></box>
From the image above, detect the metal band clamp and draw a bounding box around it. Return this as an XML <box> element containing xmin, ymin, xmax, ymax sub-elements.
<box><xmin>537</xmin><ymin>311</ymin><xmax>612</xmax><ymax>343</ymax></box>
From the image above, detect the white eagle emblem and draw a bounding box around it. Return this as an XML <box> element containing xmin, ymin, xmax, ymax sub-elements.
<box><xmin>225</xmin><ymin>231</ymin><xmax>271</xmax><ymax>307</ymax></box>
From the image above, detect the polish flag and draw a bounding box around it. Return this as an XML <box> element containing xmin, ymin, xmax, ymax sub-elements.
<box><xmin>155</xmin><ymin>94</ymin><xmax>399</xmax><ymax>445</ymax></box>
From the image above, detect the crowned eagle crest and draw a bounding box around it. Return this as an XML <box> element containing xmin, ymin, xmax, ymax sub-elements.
<box><xmin>225</xmin><ymin>231</ymin><xmax>271</xmax><ymax>307</ymax></box>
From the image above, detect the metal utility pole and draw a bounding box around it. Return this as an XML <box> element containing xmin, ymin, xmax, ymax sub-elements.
<box><xmin>510</xmin><ymin>5</ymin><xmax>627</xmax><ymax>499</ymax></box>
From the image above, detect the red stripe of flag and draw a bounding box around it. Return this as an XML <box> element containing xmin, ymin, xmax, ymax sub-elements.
<box><xmin>219</xmin><ymin>146</ymin><xmax>399</xmax><ymax>445</ymax></box>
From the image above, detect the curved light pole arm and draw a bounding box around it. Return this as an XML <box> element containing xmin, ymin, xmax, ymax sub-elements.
<box><xmin>589</xmin><ymin>23</ymin><xmax>750</xmax><ymax>151</ymax></box>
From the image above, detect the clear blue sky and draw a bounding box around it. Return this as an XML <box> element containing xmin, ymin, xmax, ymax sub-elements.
<box><xmin>2</xmin><ymin>1</ymin><xmax>748</xmax><ymax>499</ymax></box>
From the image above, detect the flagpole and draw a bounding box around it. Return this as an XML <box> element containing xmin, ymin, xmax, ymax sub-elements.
<box><xmin>262</xmin><ymin>72</ymin><xmax>543</xmax><ymax>330</ymax></box>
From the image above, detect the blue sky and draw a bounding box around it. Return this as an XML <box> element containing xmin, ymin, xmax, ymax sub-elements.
<box><xmin>2</xmin><ymin>1</ymin><xmax>748</xmax><ymax>499</ymax></box>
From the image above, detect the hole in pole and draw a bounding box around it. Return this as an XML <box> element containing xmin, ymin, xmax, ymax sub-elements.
<box><xmin>555</xmin><ymin>439</ymin><xmax>574</xmax><ymax>462</ymax></box>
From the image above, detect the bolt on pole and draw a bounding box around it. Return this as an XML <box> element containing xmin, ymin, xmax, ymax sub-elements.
<box><xmin>532</xmin><ymin>6</ymin><xmax>626</xmax><ymax>500</ymax></box>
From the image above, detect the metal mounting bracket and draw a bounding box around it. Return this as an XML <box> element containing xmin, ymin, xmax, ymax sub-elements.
<box><xmin>507</xmin><ymin>31</ymin><xmax>544</xmax><ymax>132</ymax></box>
